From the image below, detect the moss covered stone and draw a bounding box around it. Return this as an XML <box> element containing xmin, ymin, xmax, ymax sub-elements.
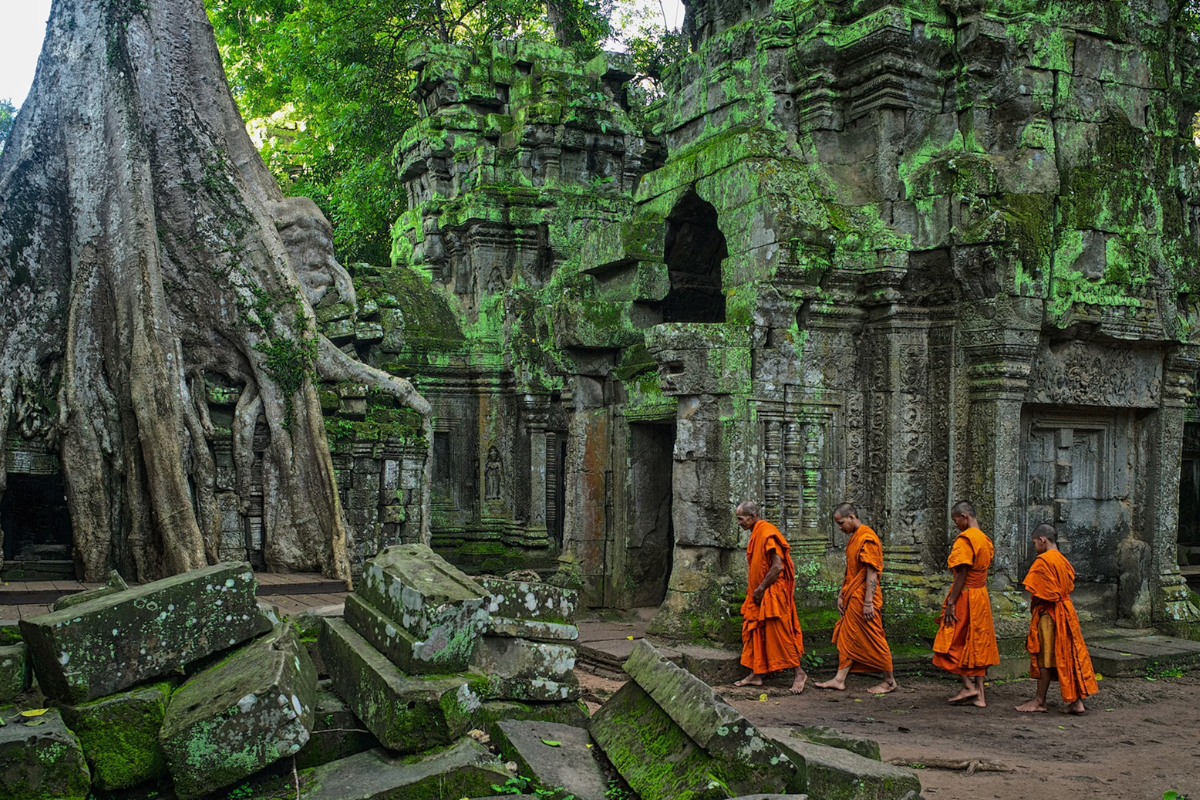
<box><xmin>58</xmin><ymin>680</ymin><xmax>173</xmax><ymax>790</ymax></box>
<box><xmin>0</xmin><ymin>706</ymin><xmax>90</xmax><ymax>800</ymax></box>
<box><xmin>469</xmin><ymin>636</ymin><xmax>579</xmax><ymax>702</ymax></box>
<box><xmin>319</xmin><ymin>616</ymin><xmax>484</xmax><ymax>753</ymax></box>
<box><xmin>20</xmin><ymin>562</ymin><xmax>262</xmax><ymax>703</ymax></box>
<box><xmin>293</xmin><ymin>688</ymin><xmax>380</xmax><ymax>771</ymax></box>
<box><xmin>160</xmin><ymin>624</ymin><xmax>317</xmax><ymax>800</ymax></box>
<box><xmin>0</xmin><ymin>643</ymin><xmax>29</xmax><ymax>703</ymax></box>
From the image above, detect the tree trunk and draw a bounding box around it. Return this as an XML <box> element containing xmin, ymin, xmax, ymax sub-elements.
<box><xmin>0</xmin><ymin>0</ymin><xmax>431</xmax><ymax>582</ymax></box>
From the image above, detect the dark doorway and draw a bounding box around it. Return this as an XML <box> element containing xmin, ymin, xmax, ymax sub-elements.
<box><xmin>1</xmin><ymin>473</ymin><xmax>73</xmax><ymax>561</ymax></box>
<box><xmin>627</xmin><ymin>423</ymin><xmax>676</xmax><ymax>606</ymax></box>
<box><xmin>1180</xmin><ymin>422</ymin><xmax>1200</xmax><ymax>570</ymax></box>
<box><xmin>662</xmin><ymin>192</ymin><xmax>727</xmax><ymax>324</ymax></box>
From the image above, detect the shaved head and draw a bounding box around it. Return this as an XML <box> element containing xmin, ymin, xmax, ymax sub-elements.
<box><xmin>950</xmin><ymin>500</ymin><xmax>976</xmax><ymax>517</ymax></box>
<box><xmin>1032</xmin><ymin>523</ymin><xmax>1057</xmax><ymax>543</ymax></box>
<box><xmin>834</xmin><ymin>502</ymin><xmax>857</xmax><ymax>519</ymax></box>
<box><xmin>736</xmin><ymin>500</ymin><xmax>760</xmax><ymax>517</ymax></box>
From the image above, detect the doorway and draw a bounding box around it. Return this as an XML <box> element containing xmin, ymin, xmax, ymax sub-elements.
<box><xmin>0</xmin><ymin>473</ymin><xmax>73</xmax><ymax>561</ymax></box>
<box><xmin>626</xmin><ymin>422</ymin><xmax>676</xmax><ymax>606</ymax></box>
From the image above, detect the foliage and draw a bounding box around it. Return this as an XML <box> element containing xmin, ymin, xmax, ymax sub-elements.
<box><xmin>492</xmin><ymin>775</ymin><xmax>532</xmax><ymax>794</ymax></box>
<box><xmin>0</xmin><ymin>98</ymin><xmax>14</xmax><ymax>155</ymax></box>
<box><xmin>205</xmin><ymin>0</ymin><xmax>613</xmax><ymax>264</ymax></box>
<box><xmin>1145</xmin><ymin>660</ymin><xmax>1185</xmax><ymax>681</ymax></box>
<box><xmin>613</xmin><ymin>0</ymin><xmax>687</xmax><ymax>106</ymax></box>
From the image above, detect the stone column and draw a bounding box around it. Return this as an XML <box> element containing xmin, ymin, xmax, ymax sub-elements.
<box><xmin>960</xmin><ymin>324</ymin><xmax>1039</xmax><ymax>588</ymax></box>
<box><xmin>523</xmin><ymin>394</ymin><xmax>551</xmax><ymax>545</ymax></box>
<box><xmin>1151</xmin><ymin>348</ymin><xmax>1200</xmax><ymax>633</ymax></box>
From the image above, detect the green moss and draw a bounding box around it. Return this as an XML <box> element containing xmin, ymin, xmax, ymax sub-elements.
<box><xmin>59</xmin><ymin>681</ymin><xmax>173</xmax><ymax>790</ymax></box>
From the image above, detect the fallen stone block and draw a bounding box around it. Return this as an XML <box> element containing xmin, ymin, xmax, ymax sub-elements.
<box><xmin>343</xmin><ymin>592</ymin><xmax>433</xmax><ymax>676</ymax></box>
<box><xmin>293</xmin><ymin>688</ymin><xmax>380</xmax><ymax>770</ymax></box>
<box><xmin>472</xmin><ymin>636</ymin><xmax>579</xmax><ymax>701</ymax></box>
<box><xmin>763</xmin><ymin>730</ymin><xmax>921</xmax><ymax>800</ymax></box>
<box><xmin>356</xmin><ymin>544</ymin><xmax>488</xmax><ymax>673</ymax></box>
<box><xmin>59</xmin><ymin>680</ymin><xmax>173</xmax><ymax>791</ymax></box>
<box><xmin>477</xmin><ymin>699</ymin><xmax>590</xmax><ymax>737</ymax></box>
<box><xmin>20</xmin><ymin>562</ymin><xmax>262</xmax><ymax>703</ymax></box>
<box><xmin>299</xmin><ymin>737</ymin><xmax>510</xmax><ymax>800</ymax></box>
<box><xmin>622</xmin><ymin>640</ymin><xmax>800</xmax><ymax>791</ymax></box>
<box><xmin>0</xmin><ymin>706</ymin><xmax>91</xmax><ymax>800</ymax></box>
<box><xmin>494</xmin><ymin>720</ymin><xmax>609</xmax><ymax>800</ymax></box>
<box><xmin>481</xmin><ymin>577</ymin><xmax>577</xmax><ymax>624</ymax></box>
<box><xmin>788</xmin><ymin>726</ymin><xmax>881</xmax><ymax>761</ymax></box>
<box><xmin>0</xmin><ymin>643</ymin><xmax>30</xmax><ymax>702</ymax></box>
<box><xmin>160</xmin><ymin>624</ymin><xmax>317</xmax><ymax>800</ymax></box>
<box><xmin>52</xmin><ymin>570</ymin><xmax>128</xmax><ymax>612</ymax></box>
<box><xmin>320</xmin><ymin>616</ymin><xmax>484</xmax><ymax>753</ymax></box>
<box><xmin>590</xmin><ymin>681</ymin><xmax>733</xmax><ymax>800</ymax></box>
<box><xmin>486</xmin><ymin>617</ymin><xmax>579</xmax><ymax>642</ymax></box>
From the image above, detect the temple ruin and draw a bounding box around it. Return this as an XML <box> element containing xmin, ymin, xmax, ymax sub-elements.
<box><xmin>4</xmin><ymin>0</ymin><xmax>1200</xmax><ymax>642</ymax></box>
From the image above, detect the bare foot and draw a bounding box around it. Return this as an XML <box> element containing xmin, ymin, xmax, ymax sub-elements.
<box><xmin>814</xmin><ymin>679</ymin><xmax>846</xmax><ymax>691</ymax></box>
<box><xmin>868</xmin><ymin>680</ymin><xmax>898</xmax><ymax>695</ymax></box>
<box><xmin>789</xmin><ymin>673</ymin><xmax>807</xmax><ymax>695</ymax></box>
<box><xmin>1061</xmin><ymin>700</ymin><xmax>1087</xmax><ymax>715</ymax></box>
<box><xmin>948</xmin><ymin>688</ymin><xmax>979</xmax><ymax>704</ymax></box>
<box><xmin>733</xmin><ymin>673</ymin><xmax>763</xmax><ymax>687</ymax></box>
<box><xmin>973</xmin><ymin>697</ymin><xmax>987</xmax><ymax>708</ymax></box>
<box><xmin>1015</xmin><ymin>699</ymin><xmax>1048</xmax><ymax>712</ymax></box>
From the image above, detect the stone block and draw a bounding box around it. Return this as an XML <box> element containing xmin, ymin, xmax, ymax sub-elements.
<box><xmin>0</xmin><ymin>706</ymin><xmax>90</xmax><ymax>800</ymax></box>
<box><xmin>298</xmin><ymin>738</ymin><xmax>510</xmax><ymax>800</ymax></box>
<box><xmin>0</xmin><ymin>643</ymin><xmax>29</xmax><ymax>702</ymax></box>
<box><xmin>486</xmin><ymin>617</ymin><xmax>580</xmax><ymax>642</ymax></box>
<box><xmin>319</xmin><ymin>617</ymin><xmax>483</xmax><ymax>753</ymax></box>
<box><xmin>785</xmin><ymin>726</ymin><xmax>880</xmax><ymax>761</ymax></box>
<box><xmin>481</xmin><ymin>577</ymin><xmax>577</xmax><ymax>623</ymax></box>
<box><xmin>356</xmin><ymin>544</ymin><xmax>488</xmax><ymax>673</ymax></box>
<box><xmin>51</xmin><ymin>570</ymin><xmax>128</xmax><ymax>612</ymax></box>
<box><xmin>160</xmin><ymin>624</ymin><xmax>317</xmax><ymax>800</ymax></box>
<box><xmin>763</xmin><ymin>732</ymin><xmax>921</xmax><ymax>800</ymax></box>
<box><xmin>471</xmin><ymin>636</ymin><xmax>579</xmax><ymax>701</ymax></box>
<box><xmin>20</xmin><ymin>562</ymin><xmax>262</xmax><ymax>703</ymax></box>
<box><xmin>476</xmin><ymin>699</ymin><xmax>590</xmax><ymax>741</ymax></box>
<box><xmin>59</xmin><ymin>680</ymin><xmax>173</xmax><ymax>791</ymax></box>
<box><xmin>494</xmin><ymin>720</ymin><xmax>609</xmax><ymax>800</ymax></box>
<box><xmin>343</xmin><ymin>592</ymin><xmax>430</xmax><ymax>676</ymax></box>
<box><xmin>622</xmin><ymin>639</ymin><xmax>800</xmax><ymax>790</ymax></box>
<box><xmin>293</xmin><ymin>688</ymin><xmax>380</xmax><ymax>770</ymax></box>
<box><xmin>589</xmin><ymin>681</ymin><xmax>733</xmax><ymax>800</ymax></box>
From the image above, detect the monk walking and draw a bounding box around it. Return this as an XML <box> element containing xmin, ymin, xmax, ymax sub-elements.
<box><xmin>1016</xmin><ymin>523</ymin><xmax>1099</xmax><ymax>715</ymax></box>
<box><xmin>932</xmin><ymin>501</ymin><xmax>1000</xmax><ymax>707</ymax></box>
<box><xmin>733</xmin><ymin>501</ymin><xmax>808</xmax><ymax>694</ymax></box>
<box><xmin>815</xmin><ymin>503</ymin><xmax>897</xmax><ymax>694</ymax></box>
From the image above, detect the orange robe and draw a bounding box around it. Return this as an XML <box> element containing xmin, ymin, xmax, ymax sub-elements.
<box><xmin>830</xmin><ymin>525</ymin><xmax>893</xmax><ymax>673</ymax></box>
<box><xmin>1022</xmin><ymin>549</ymin><xmax>1099</xmax><ymax>704</ymax></box>
<box><xmin>740</xmin><ymin>520</ymin><xmax>805</xmax><ymax>674</ymax></box>
<box><xmin>932</xmin><ymin>527</ymin><xmax>1000</xmax><ymax>676</ymax></box>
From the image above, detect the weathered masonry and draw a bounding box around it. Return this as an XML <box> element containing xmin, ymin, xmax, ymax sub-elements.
<box><xmin>3</xmin><ymin>0</ymin><xmax>1200</xmax><ymax>638</ymax></box>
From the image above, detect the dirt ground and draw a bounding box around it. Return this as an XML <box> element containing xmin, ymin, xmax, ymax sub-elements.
<box><xmin>578</xmin><ymin>669</ymin><xmax>1200</xmax><ymax>800</ymax></box>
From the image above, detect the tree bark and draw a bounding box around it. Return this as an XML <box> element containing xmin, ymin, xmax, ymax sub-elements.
<box><xmin>0</xmin><ymin>0</ymin><xmax>431</xmax><ymax>581</ymax></box>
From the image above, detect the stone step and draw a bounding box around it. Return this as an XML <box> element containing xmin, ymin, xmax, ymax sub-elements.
<box><xmin>762</xmin><ymin>728</ymin><xmax>922</xmax><ymax>800</ymax></box>
<box><xmin>1087</xmin><ymin>634</ymin><xmax>1200</xmax><ymax>677</ymax></box>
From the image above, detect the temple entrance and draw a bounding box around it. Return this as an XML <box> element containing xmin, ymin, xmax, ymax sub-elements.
<box><xmin>0</xmin><ymin>473</ymin><xmax>73</xmax><ymax>562</ymax></box>
<box><xmin>1179</xmin><ymin>422</ymin><xmax>1200</xmax><ymax>573</ymax></box>
<box><xmin>662</xmin><ymin>191</ymin><xmax>727</xmax><ymax>324</ymax></box>
<box><xmin>625</xmin><ymin>422</ymin><xmax>676</xmax><ymax>607</ymax></box>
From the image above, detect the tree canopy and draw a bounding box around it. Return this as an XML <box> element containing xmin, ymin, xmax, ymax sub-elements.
<box><xmin>0</xmin><ymin>99</ymin><xmax>14</xmax><ymax>154</ymax></box>
<box><xmin>205</xmin><ymin>0</ymin><xmax>682</xmax><ymax>264</ymax></box>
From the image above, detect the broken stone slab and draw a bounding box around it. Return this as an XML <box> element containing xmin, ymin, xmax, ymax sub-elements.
<box><xmin>0</xmin><ymin>706</ymin><xmax>91</xmax><ymax>800</ymax></box>
<box><xmin>589</xmin><ymin>680</ymin><xmax>741</xmax><ymax>800</ymax></box>
<box><xmin>51</xmin><ymin>570</ymin><xmax>128</xmax><ymax>612</ymax></box>
<box><xmin>486</xmin><ymin>617</ymin><xmax>579</xmax><ymax>642</ymax></box>
<box><xmin>58</xmin><ymin>680</ymin><xmax>173</xmax><ymax>791</ymax></box>
<box><xmin>480</xmin><ymin>577</ymin><xmax>577</xmax><ymax>623</ymax></box>
<box><xmin>786</xmin><ymin>726</ymin><xmax>881</xmax><ymax>761</ymax></box>
<box><xmin>762</xmin><ymin>730</ymin><xmax>921</xmax><ymax>800</ymax></box>
<box><xmin>320</xmin><ymin>616</ymin><xmax>484</xmax><ymax>753</ymax></box>
<box><xmin>471</xmin><ymin>636</ymin><xmax>580</xmax><ymax>701</ymax></box>
<box><xmin>20</xmin><ymin>562</ymin><xmax>262</xmax><ymax>703</ymax></box>
<box><xmin>160</xmin><ymin>624</ymin><xmax>317</xmax><ymax>800</ymax></box>
<box><xmin>0</xmin><ymin>643</ymin><xmax>30</xmax><ymax>702</ymax></box>
<box><xmin>494</xmin><ymin>720</ymin><xmax>609</xmax><ymax>800</ymax></box>
<box><xmin>621</xmin><ymin>639</ymin><xmax>800</xmax><ymax>789</ymax></box>
<box><xmin>293</xmin><ymin>687</ymin><xmax>380</xmax><ymax>770</ymax></box>
<box><xmin>298</xmin><ymin>737</ymin><xmax>510</xmax><ymax>800</ymax></box>
<box><xmin>355</xmin><ymin>544</ymin><xmax>488</xmax><ymax>673</ymax></box>
<box><xmin>344</xmin><ymin>592</ymin><xmax>438</xmax><ymax>676</ymax></box>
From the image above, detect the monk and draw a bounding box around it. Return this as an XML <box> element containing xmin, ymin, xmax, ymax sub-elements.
<box><xmin>815</xmin><ymin>503</ymin><xmax>897</xmax><ymax>694</ymax></box>
<box><xmin>1016</xmin><ymin>523</ymin><xmax>1099</xmax><ymax>715</ymax></box>
<box><xmin>733</xmin><ymin>501</ymin><xmax>808</xmax><ymax>694</ymax></box>
<box><xmin>932</xmin><ymin>501</ymin><xmax>1000</xmax><ymax>707</ymax></box>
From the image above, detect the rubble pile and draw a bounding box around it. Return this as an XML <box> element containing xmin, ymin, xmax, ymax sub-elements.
<box><xmin>0</xmin><ymin>551</ymin><xmax>919</xmax><ymax>799</ymax></box>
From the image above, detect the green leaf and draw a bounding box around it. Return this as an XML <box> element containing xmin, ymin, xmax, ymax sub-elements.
<box><xmin>541</xmin><ymin>739</ymin><xmax>562</xmax><ymax>747</ymax></box>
